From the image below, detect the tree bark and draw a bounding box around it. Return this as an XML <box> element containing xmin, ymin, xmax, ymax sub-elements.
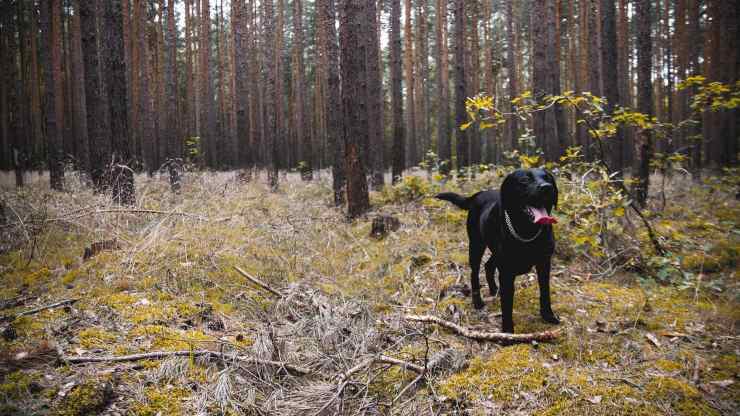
<box><xmin>505</xmin><ymin>0</ymin><xmax>518</xmax><ymax>151</ymax></box>
<box><xmin>318</xmin><ymin>0</ymin><xmax>346</xmax><ymax>204</ymax></box>
<box><xmin>292</xmin><ymin>0</ymin><xmax>312</xmax><ymax>179</ymax></box>
<box><xmin>367</xmin><ymin>0</ymin><xmax>384</xmax><ymax>189</ymax></box>
<box><xmin>453</xmin><ymin>0</ymin><xmax>467</xmax><ymax>171</ymax></box>
<box><xmin>435</xmin><ymin>0</ymin><xmax>450</xmax><ymax>173</ymax></box>
<box><xmin>601</xmin><ymin>0</ymin><xmax>622</xmax><ymax>174</ymax></box>
<box><xmin>340</xmin><ymin>0</ymin><xmax>370</xmax><ymax>218</ymax></box>
<box><xmin>633</xmin><ymin>0</ymin><xmax>653</xmax><ymax>207</ymax></box>
<box><xmin>80</xmin><ymin>0</ymin><xmax>111</xmax><ymax>191</ymax></box>
<box><xmin>390</xmin><ymin>0</ymin><xmax>405</xmax><ymax>183</ymax></box>
<box><xmin>41</xmin><ymin>0</ymin><xmax>65</xmax><ymax>190</ymax></box>
<box><xmin>403</xmin><ymin>0</ymin><xmax>416</xmax><ymax>167</ymax></box>
<box><xmin>103</xmin><ymin>0</ymin><xmax>135</xmax><ymax>205</ymax></box>
<box><xmin>234</xmin><ymin>0</ymin><xmax>252</xmax><ymax>171</ymax></box>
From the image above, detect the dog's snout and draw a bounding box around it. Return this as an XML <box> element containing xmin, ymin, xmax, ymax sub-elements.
<box><xmin>538</xmin><ymin>183</ymin><xmax>553</xmax><ymax>191</ymax></box>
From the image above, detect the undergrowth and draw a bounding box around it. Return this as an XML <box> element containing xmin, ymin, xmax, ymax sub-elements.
<box><xmin>0</xmin><ymin>165</ymin><xmax>736</xmax><ymax>415</ymax></box>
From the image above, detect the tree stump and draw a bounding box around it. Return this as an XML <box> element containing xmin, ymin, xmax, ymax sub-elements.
<box><xmin>370</xmin><ymin>215</ymin><xmax>400</xmax><ymax>239</ymax></box>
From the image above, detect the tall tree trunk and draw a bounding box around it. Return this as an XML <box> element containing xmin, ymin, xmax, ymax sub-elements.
<box><xmin>453</xmin><ymin>0</ymin><xmax>467</xmax><ymax>171</ymax></box>
<box><xmin>482</xmin><ymin>0</ymin><xmax>497</xmax><ymax>163</ymax></box>
<box><xmin>403</xmin><ymin>0</ymin><xmax>416</xmax><ymax>166</ymax></box>
<box><xmin>263</xmin><ymin>0</ymin><xmax>279</xmax><ymax>188</ymax></box>
<box><xmin>601</xmin><ymin>0</ymin><xmax>622</xmax><ymax>173</ymax></box>
<box><xmin>504</xmin><ymin>0</ymin><xmax>518</xmax><ymax>151</ymax></box>
<box><xmin>435</xmin><ymin>0</ymin><xmax>450</xmax><ymax>173</ymax></box>
<box><xmin>103</xmin><ymin>0</ymin><xmax>135</xmax><ymax>204</ymax></box>
<box><xmin>415</xmin><ymin>0</ymin><xmax>429</xmax><ymax>164</ymax></box>
<box><xmin>390</xmin><ymin>0</ymin><xmax>405</xmax><ymax>182</ymax></box>
<box><xmin>617</xmin><ymin>0</ymin><xmax>632</xmax><ymax>169</ymax></box>
<box><xmin>80</xmin><ymin>0</ymin><xmax>111</xmax><ymax>191</ymax></box>
<box><xmin>71</xmin><ymin>0</ymin><xmax>90</xmax><ymax>180</ymax></box>
<box><xmin>292</xmin><ymin>0</ymin><xmax>312</xmax><ymax>179</ymax></box>
<box><xmin>29</xmin><ymin>1</ymin><xmax>43</xmax><ymax>167</ymax></box>
<box><xmin>467</xmin><ymin>0</ymin><xmax>480</xmax><ymax>165</ymax></box>
<box><xmin>200</xmin><ymin>0</ymin><xmax>214</xmax><ymax>168</ymax></box>
<box><xmin>275</xmin><ymin>0</ymin><xmax>286</xmax><ymax>174</ymax></box>
<box><xmin>136</xmin><ymin>0</ymin><xmax>155</xmax><ymax>172</ymax></box>
<box><xmin>687</xmin><ymin>0</ymin><xmax>701</xmax><ymax>178</ymax></box>
<box><xmin>318</xmin><ymin>0</ymin><xmax>345</xmax><ymax>204</ymax></box>
<box><xmin>340</xmin><ymin>0</ymin><xmax>370</xmax><ymax>218</ymax></box>
<box><xmin>633</xmin><ymin>0</ymin><xmax>653</xmax><ymax>207</ymax></box>
<box><xmin>165</xmin><ymin>0</ymin><xmax>180</xmax><ymax>190</ymax></box>
<box><xmin>41</xmin><ymin>0</ymin><xmax>65</xmax><ymax>190</ymax></box>
<box><xmin>367</xmin><ymin>0</ymin><xmax>384</xmax><ymax>189</ymax></box>
<box><xmin>234</xmin><ymin>0</ymin><xmax>252</xmax><ymax>171</ymax></box>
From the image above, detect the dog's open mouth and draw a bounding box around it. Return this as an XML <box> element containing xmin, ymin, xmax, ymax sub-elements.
<box><xmin>527</xmin><ymin>206</ymin><xmax>557</xmax><ymax>225</ymax></box>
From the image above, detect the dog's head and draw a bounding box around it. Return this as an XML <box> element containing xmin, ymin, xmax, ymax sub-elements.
<box><xmin>500</xmin><ymin>168</ymin><xmax>558</xmax><ymax>225</ymax></box>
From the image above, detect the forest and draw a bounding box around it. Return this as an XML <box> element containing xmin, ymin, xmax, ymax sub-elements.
<box><xmin>0</xmin><ymin>0</ymin><xmax>738</xmax><ymax>414</ymax></box>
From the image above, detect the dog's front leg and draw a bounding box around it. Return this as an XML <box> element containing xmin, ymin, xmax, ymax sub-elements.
<box><xmin>499</xmin><ymin>272</ymin><xmax>515</xmax><ymax>333</ymax></box>
<box><xmin>536</xmin><ymin>259</ymin><xmax>560</xmax><ymax>325</ymax></box>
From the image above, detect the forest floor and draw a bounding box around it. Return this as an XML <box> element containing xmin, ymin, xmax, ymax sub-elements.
<box><xmin>0</xmin><ymin>168</ymin><xmax>737</xmax><ymax>415</ymax></box>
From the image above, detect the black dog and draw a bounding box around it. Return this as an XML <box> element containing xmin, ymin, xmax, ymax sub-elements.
<box><xmin>436</xmin><ymin>168</ymin><xmax>560</xmax><ymax>333</ymax></box>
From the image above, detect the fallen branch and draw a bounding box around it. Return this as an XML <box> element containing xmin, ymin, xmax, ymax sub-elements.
<box><xmin>1</xmin><ymin>298</ymin><xmax>79</xmax><ymax>323</ymax></box>
<box><xmin>316</xmin><ymin>355</ymin><xmax>424</xmax><ymax>416</ymax></box>
<box><xmin>405</xmin><ymin>314</ymin><xmax>562</xmax><ymax>343</ymax></box>
<box><xmin>61</xmin><ymin>350</ymin><xmax>311</xmax><ymax>376</ymax></box>
<box><xmin>233</xmin><ymin>266</ymin><xmax>283</xmax><ymax>298</ymax></box>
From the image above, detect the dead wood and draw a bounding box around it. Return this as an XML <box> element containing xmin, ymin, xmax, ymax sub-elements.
<box><xmin>61</xmin><ymin>350</ymin><xmax>312</xmax><ymax>376</ymax></box>
<box><xmin>405</xmin><ymin>314</ymin><xmax>562</xmax><ymax>343</ymax></box>
<box><xmin>233</xmin><ymin>266</ymin><xmax>284</xmax><ymax>298</ymax></box>
<box><xmin>1</xmin><ymin>298</ymin><xmax>79</xmax><ymax>323</ymax></box>
<box><xmin>370</xmin><ymin>215</ymin><xmax>401</xmax><ymax>239</ymax></box>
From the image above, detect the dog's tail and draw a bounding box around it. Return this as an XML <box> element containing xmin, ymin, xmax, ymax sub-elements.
<box><xmin>435</xmin><ymin>192</ymin><xmax>470</xmax><ymax>210</ymax></box>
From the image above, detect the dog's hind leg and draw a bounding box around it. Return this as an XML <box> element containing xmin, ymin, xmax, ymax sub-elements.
<box><xmin>484</xmin><ymin>256</ymin><xmax>498</xmax><ymax>297</ymax></box>
<box><xmin>468</xmin><ymin>241</ymin><xmax>485</xmax><ymax>310</ymax></box>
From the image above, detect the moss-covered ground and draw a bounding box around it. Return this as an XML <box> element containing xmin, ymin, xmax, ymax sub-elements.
<box><xmin>0</xmin><ymin>169</ymin><xmax>737</xmax><ymax>415</ymax></box>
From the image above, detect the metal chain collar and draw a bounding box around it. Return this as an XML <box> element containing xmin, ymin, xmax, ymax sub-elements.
<box><xmin>504</xmin><ymin>210</ymin><xmax>542</xmax><ymax>243</ymax></box>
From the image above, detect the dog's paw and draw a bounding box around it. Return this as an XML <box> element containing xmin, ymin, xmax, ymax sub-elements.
<box><xmin>472</xmin><ymin>295</ymin><xmax>485</xmax><ymax>310</ymax></box>
<box><xmin>488</xmin><ymin>285</ymin><xmax>498</xmax><ymax>297</ymax></box>
<box><xmin>541</xmin><ymin>311</ymin><xmax>561</xmax><ymax>325</ymax></box>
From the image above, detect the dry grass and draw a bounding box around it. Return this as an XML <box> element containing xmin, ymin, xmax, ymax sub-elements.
<box><xmin>0</xmin><ymin>167</ymin><xmax>737</xmax><ymax>415</ymax></box>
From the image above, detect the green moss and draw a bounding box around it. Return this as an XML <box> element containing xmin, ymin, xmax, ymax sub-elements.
<box><xmin>0</xmin><ymin>371</ymin><xmax>36</xmax><ymax>400</ymax></box>
<box><xmin>438</xmin><ymin>344</ymin><xmax>546</xmax><ymax>402</ymax></box>
<box><xmin>53</xmin><ymin>380</ymin><xmax>113</xmax><ymax>416</ymax></box>
<box><xmin>61</xmin><ymin>268</ymin><xmax>82</xmax><ymax>285</ymax></box>
<box><xmin>78</xmin><ymin>327</ymin><xmax>118</xmax><ymax>349</ymax></box>
<box><xmin>23</xmin><ymin>267</ymin><xmax>51</xmax><ymax>287</ymax></box>
<box><xmin>129</xmin><ymin>325</ymin><xmax>214</xmax><ymax>351</ymax></box>
<box><xmin>654</xmin><ymin>359</ymin><xmax>683</xmax><ymax>373</ymax></box>
<box><xmin>645</xmin><ymin>376</ymin><xmax>719</xmax><ymax>416</ymax></box>
<box><xmin>133</xmin><ymin>386</ymin><xmax>189</xmax><ymax>416</ymax></box>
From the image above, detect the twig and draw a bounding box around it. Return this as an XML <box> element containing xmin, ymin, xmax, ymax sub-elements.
<box><xmin>404</xmin><ymin>314</ymin><xmax>562</xmax><ymax>343</ymax></box>
<box><xmin>233</xmin><ymin>266</ymin><xmax>283</xmax><ymax>298</ymax></box>
<box><xmin>61</xmin><ymin>350</ymin><xmax>311</xmax><ymax>376</ymax></box>
<box><xmin>1</xmin><ymin>298</ymin><xmax>79</xmax><ymax>323</ymax></box>
<box><xmin>315</xmin><ymin>355</ymin><xmax>425</xmax><ymax>416</ymax></box>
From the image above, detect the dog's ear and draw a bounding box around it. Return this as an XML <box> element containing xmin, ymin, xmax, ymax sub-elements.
<box><xmin>500</xmin><ymin>170</ymin><xmax>520</xmax><ymax>213</ymax></box>
<box><xmin>545</xmin><ymin>169</ymin><xmax>559</xmax><ymax>210</ymax></box>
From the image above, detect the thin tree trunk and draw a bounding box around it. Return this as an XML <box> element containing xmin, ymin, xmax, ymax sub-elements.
<box><xmin>436</xmin><ymin>0</ymin><xmax>450</xmax><ymax>173</ymax></box>
<box><xmin>633</xmin><ymin>0</ymin><xmax>653</xmax><ymax>207</ymax></box>
<box><xmin>601</xmin><ymin>0</ymin><xmax>622</xmax><ymax>174</ymax></box>
<box><xmin>415</xmin><ymin>0</ymin><xmax>429</xmax><ymax>164</ymax></box>
<box><xmin>340</xmin><ymin>0</ymin><xmax>370</xmax><ymax>218</ymax></box>
<box><xmin>367</xmin><ymin>0</ymin><xmax>384</xmax><ymax>189</ymax></box>
<box><xmin>318</xmin><ymin>0</ymin><xmax>345</xmax><ymax>204</ymax></box>
<box><xmin>292</xmin><ymin>0</ymin><xmax>312</xmax><ymax>179</ymax></box>
<box><xmin>390</xmin><ymin>0</ymin><xmax>405</xmax><ymax>183</ymax></box>
<box><xmin>103</xmin><ymin>0</ymin><xmax>135</xmax><ymax>204</ymax></box>
<box><xmin>453</xmin><ymin>0</ymin><xmax>467</xmax><ymax>171</ymax></box>
<box><xmin>403</xmin><ymin>0</ymin><xmax>416</xmax><ymax>166</ymax></box>
<box><xmin>505</xmin><ymin>0</ymin><xmax>518</xmax><ymax>151</ymax></box>
<box><xmin>42</xmin><ymin>0</ymin><xmax>65</xmax><ymax>190</ymax></box>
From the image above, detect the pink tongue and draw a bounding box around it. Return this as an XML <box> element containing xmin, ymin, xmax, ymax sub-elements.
<box><xmin>529</xmin><ymin>207</ymin><xmax>558</xmax><ymax>225</ymax></box>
